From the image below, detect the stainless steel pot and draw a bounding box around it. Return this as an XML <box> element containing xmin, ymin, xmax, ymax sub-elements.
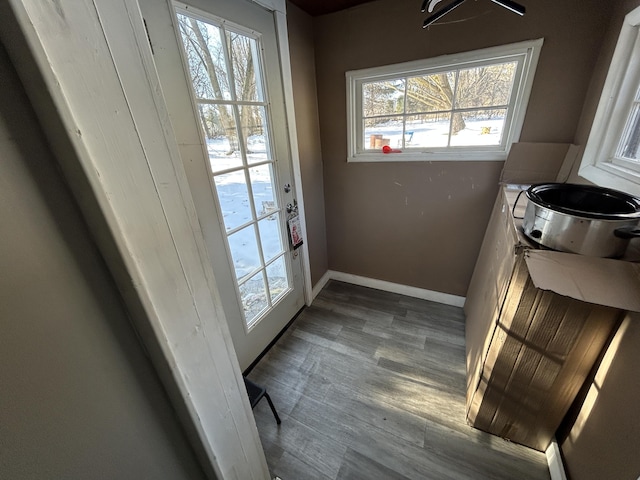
<box><xmin>522</xmin><ymin>183</ymin><xmax>640</xmax><ymax>258</ymax></box>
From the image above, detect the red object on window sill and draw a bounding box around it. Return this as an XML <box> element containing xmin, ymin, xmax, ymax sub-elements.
<box><xmin>382</xmin><ymin>145</ymin><xmax>402</xmax><ymax>154</ymax></box>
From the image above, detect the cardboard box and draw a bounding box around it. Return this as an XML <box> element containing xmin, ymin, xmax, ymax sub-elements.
<box><xmin>464</xmin><ymin>145</ymin><xmax>640</xmax><ymax>451</ymax></box>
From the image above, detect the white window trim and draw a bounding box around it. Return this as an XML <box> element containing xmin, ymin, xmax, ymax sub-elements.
<box><xmin>346</xmin><ymin>39</ymin><xmax>544</xmax><ymax>163</ymax></box>
<box><xmin>579</xmin><ymin>6</ymin><xmax>640</xmax><ymax>196</ymax></box>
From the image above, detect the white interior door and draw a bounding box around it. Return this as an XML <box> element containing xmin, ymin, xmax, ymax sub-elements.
<box><xmin>141</xmin><ymin>0</ymin><xmax>305</xmax><ymax>370</ymax></box>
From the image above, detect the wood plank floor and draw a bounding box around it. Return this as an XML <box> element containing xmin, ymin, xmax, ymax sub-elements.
<box><xmin>247</xmin><ymin>281</ymin><xmax>550</xmax><ymax>480</ymax></box>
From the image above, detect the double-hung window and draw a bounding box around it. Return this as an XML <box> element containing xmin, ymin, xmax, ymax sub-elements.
<box><xmin>579</xmin><ymin>6</ymin><xmax>640</xmax><ymax>196</ymax></box>
<box><xmin>346</xmin><ymin>39</ymin><xmax>543</xmax><ymax>162</ymax></box>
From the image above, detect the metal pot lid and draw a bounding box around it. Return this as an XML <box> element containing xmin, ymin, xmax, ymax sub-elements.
<box><xmin>526</xmin><ymin>183</ymin><xmax>640</xmax><ymax>220</ymax></box>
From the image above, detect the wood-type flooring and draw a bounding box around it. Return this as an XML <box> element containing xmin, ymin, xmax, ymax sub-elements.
<box><xmin>247</xmin><ymin>281</ymin><xmax>550</xmax><ymax>480</ymax></box>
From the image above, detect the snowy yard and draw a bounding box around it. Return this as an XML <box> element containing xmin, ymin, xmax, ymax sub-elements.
<box><xmin>365</xmin><ymin>117</ymin><xmax>505</xmax><ymax>149</ymax></box>
<box><xmin>206</xmin><ymin>138</ymin><xmax>288</xmax><ymax>320</ymax></box>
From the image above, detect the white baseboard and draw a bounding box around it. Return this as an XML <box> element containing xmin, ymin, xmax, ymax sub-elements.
<box><xmin>546</xmin><ymin>438</ymin><xmax>568</xmax><ymax>480</ymax></box>
<box><xmin>311</xmin><ymin>270</ymin><xmax>465</xmax><ymax>308</ymax></box>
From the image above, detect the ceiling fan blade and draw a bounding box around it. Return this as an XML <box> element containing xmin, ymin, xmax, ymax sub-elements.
<box><xmin>428</xmin><ymin>0</ymin><xmax>446</xmax><ymax>12</ymax></box>
<box><xmin>490</xmin><ymin>0</ymin><xmax>526</xmax><ymax>15</ymax></box>
<box><xmin>423</xmin><ymin>0</ymin><xmax>467</xmax><ymax>27</ymax></box>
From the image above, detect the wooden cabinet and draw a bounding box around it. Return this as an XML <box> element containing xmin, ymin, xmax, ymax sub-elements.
<box><xmin>464</xmin><ymin>187</ymin><xmax>624</xmax><ymax>451</ymax></box>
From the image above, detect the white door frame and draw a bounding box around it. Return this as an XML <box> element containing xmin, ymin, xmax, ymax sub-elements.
<box><xmin>144</xmin><ymin>0</ymin><xmax>309</xmax><ymax>370</ymax></box>
<box><xmin>236</xmin><ymin>0</ymin><xmax>313</xmax><ymax>307</ymax></box>
<box><xmin>268</xmin><ymin>0</ymin><xmax>315</xmax><ymax>306</ymax></box>
<box><xmin>0</xmin><ymin>0</ymin><xmax>309</xmax><ymax>478</ymax></box>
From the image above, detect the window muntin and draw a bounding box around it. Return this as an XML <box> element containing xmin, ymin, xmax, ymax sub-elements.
<box><xmin>613</xmin><ymin>85</ymin><xmax>640</xmax><ymax>167</ymax></box>
<box><xmin>347</xmin><ymin>39</ymin><xmax>543</xmax><ymax>162</ymax></box>
<box><xmin>579</xmin><ymin>6</ymin><xmax>640</xmax><ymax>195</ymax></box>
<box><xmin>176</xmin><ymin>8</ymin><xmax>291</xmax><ymax>328</ymax></box>
<box><xmin>360</xmin><ymin>62</ymin><xmax>516</xmax><ymax>151</ymax></box>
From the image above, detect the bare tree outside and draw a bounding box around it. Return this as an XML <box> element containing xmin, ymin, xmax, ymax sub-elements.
<box><xmin>175</xmin><ymin>11</ymin><xmax>289</xmax><ymax>326</ymax></box>
<box><xmin>177</xmin><ymin>14</ymin><xmax>263</xmax><ymax>155</ymax></box>
<box><xmin>362</xmin><ymin>61</ymin><xmax>517</xmax><ymax>147</ymax></box>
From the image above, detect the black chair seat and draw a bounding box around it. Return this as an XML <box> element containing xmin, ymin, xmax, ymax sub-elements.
<box><xmin>243</xmin><ymin>377</ymin><xmax>281</xmax><ymax>425</ymax></box>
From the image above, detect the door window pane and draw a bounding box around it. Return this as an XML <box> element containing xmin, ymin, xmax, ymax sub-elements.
<box><xmin>227</xmin><ymin>31</ymin><xmax>263</xmax><ymax>102</ymax></box>
<box><xmin>239</xmin><ymin>272</ymin><xmax>268</xmax><ymax>321</ymax></box>
<box><xmin>258</xmin><ymin>215</ymin><xmax>284</xmax><ymax>263</ymax></box>
<box><xmin>249</xmin><ymin>164</ymin><xmax>275</xmax><ymax>215</ymax></box>
<box><xmin>177</xmin><ymin>14</ymin><xmax>231</xmax><ymax>101</ymax></box>
<box><xmin>242</xmin><ymin>106</ymin><xmax>270</xmax><ymax>164</ymax></box>
<box><xmin>214</xmin><ymin>171</ymin><xmax>252</xmax><ymax>231</ymax></box>
<box><xmin>266</xmin><ymin>257</ymin><xmax>289</xmax><ymax>302</ymax></box>
<box><xmin>177</xmin><ymin>8</ymin><xmax>293</xmax><ymax>328</ymax></box>
<box><xmin>200</xmin><ymin>104</ymin><xmax>243</xmax><ymax>172</ymax></box>
<box><xmin>228</xmin><ymin>225</ymin><xmax>261</xmax><ymax>280</ymax></box>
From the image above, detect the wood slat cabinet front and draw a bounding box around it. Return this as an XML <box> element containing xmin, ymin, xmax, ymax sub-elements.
<box><xmin>464</xmin><ymin>188</ymin><xmax>521</xmax><ymax>410</ymax></box>
<box><xmin>463</xmin><ymin>187</ymin><xmax>622</xmax><ymax>451</ymax></box>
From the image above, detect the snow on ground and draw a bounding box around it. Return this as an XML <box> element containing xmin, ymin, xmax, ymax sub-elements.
<box><xmin>365</xmin><ymin>117</ymin><xmax>505</xmax><ymax>149</ymax></box>
<box><xmin>205</xmin><ymin>137</ymin><xmax>288</xmax><ymax>318</ymax></box>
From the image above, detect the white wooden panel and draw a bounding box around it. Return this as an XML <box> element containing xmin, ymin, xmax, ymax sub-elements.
<box><xmin>275</xmin><ymin>7</ymin><xmax>314</xmax><ymax>306</ymax></box>
<box><xmin>2</xmin><ymin>0</ymin><xmax>270</xmax><ymax>479</ymax></box>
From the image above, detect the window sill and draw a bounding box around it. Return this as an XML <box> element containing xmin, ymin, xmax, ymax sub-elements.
<box><xmin>579</xmin><ymin>162</ymin><xmax>640</xmax><ymax>196</ymax></box>
<box><xmin>348</xmin><ymin>150</ymin><xmax>508</xmax><ymax>163</ymax></box>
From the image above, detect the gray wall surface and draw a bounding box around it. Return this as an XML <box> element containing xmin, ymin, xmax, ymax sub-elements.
<box><xmin>559</xmin><ymin>1</ymin><xmax>640</xmax><ymax>478</ymax></box>
<box><xmin>312</xmin><ymin>0</ymin><xmax>614</xmax><ymax>296</ymax></box>
<box><xmin>287</xmin><ymin>2</ymin><xmax>329</xmax><ymax>287</ymax></box>
<box><xmin>0</xmin><ymin>44</ymin><xmax>207</xmax><ymax>480</ymax></box>
<box><xmin>299</xmin><ymin>0</ymin><xmax>640</xmax><ymax>475</ymax></box>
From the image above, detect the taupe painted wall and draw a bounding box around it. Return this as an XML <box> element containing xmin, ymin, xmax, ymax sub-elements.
<box><xmin>0</xmin><ymin>45</ymin><xmax>206</xmax><ymax>480</ymax></box>
<box><xmin>314</xmin><ymin>0</ymin><xmax>613</xmax><ymax>296</ymax></box>
<box><xmin>560</xmin><ymin>313</ymin><xmax>640</xmax><ymax>480</ymax></box>
<box><xmin>559</xmin><ymin>1</ymin><xmax>640</xmax><ymax>478</ymax></box>
<box><xmin>287</xmin><ymin>2</ymin><xmax>329</xmax><ymax>286</ymax></box>
<box><xmin>574</xmin><ymin>0</ymin><xmax>640</xmax><ymax>147</ymax></box>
